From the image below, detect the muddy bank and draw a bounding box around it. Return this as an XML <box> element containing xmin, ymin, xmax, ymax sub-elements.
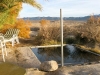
<box><xmin>0</xmin><ymin>62</ymin><xmax>25</xmax><ymax>75</ymax></box>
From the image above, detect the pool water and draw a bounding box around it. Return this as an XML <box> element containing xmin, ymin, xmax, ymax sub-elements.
<box><xmin>32</xmin><ymin>45</ymin><xmax>100</xmax><ymax>64</ymax></box>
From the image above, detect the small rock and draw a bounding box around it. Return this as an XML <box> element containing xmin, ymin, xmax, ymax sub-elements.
<box><xmin>25</xmin><ymin>68</ymin><xmax>47</xmax><ymax>75</ymax></box>
<box><xmin>50</xmin><ymin>66</ymin><xmax>72</xmax><ymax>75</ymax></box>
<box><xmin>40</xmin><ymin>60</ymin><xmax>58</xmax><ymax>71</ymax></box>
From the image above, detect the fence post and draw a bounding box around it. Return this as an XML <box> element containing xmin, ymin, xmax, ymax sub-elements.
<box><xmin>60</xmin><ymin>9</ymin><xmax>64</xmax><ymax>66</ymax></box>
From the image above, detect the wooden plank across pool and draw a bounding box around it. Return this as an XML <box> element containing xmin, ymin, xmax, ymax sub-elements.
<box><xmin>30</xmin><ymin>44</ymin><xmax>67</xmax><ymax>48</ymax></box>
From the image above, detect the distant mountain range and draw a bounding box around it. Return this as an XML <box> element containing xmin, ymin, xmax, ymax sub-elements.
<box><xmin>22</xmin><ymin>14</ymin><xmax>100</xmax><ymax>21</ymax></box>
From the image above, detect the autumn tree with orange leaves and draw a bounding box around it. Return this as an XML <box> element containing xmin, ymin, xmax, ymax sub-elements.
<box><xmin>0</xmin><ymin>0</ymin><xmax>43</xmax><ymax>38</ymax></box>
<box><xmin>1</xmin><ymin>19</ymin><xmax>32</xmax><ymax>38</ymax></box>
<box><xmin>0</xmin><ymin>0</ymin><xmax>42</xmax><ymax>28</ymax></box>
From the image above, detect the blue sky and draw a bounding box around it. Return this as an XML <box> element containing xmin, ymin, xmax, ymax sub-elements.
<box><xmin>19</xmin><ymin>0</ymin><xmax>100</xmax><ymax>18</ymax></box>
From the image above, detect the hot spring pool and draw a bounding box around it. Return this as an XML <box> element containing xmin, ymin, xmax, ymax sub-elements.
<box><xmin>32</xmin><ymin>45</ymin><xmax>100</xmax><ymax>65</ymax></box>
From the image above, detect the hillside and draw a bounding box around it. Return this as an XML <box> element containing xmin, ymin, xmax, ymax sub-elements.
<box><xmin>22</xmin><ymin>14</ymin><xmax>100</xmax><ymax>21</ymax></box>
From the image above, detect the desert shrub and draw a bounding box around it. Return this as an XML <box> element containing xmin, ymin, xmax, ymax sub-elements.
<box><xmin>65</xmin><ymin>15</ymin><xmax>100</xmax><ymax>48</ymax></box>
<box><xmin>87</xmin><ymin>15</ymin><xmax>100</xmax><ymax>24</ymax></box>
<box><xmin>40</xmin><ymin>25</ymin><xmax>60</xmax><ymax>41</ymax></box>
<box><xmin>36</xmin><ymin>20</ymin><xmax>74</xmax><ymax>45</ymax></box>
<box><xmin>40</xmin><ymin>19</ymin><xmax>50</xmax><ymax>26</ymax></box>
<box><xmin>37</xmin><ymin>19</ymin><xmax>61</xmax><ymax>45</ymax></box>
<box><xmin>1</xmin><ymin>19</ymin><xmax>32</xmax><ymax>38</ymax></box>
<box><xmin>35</xmin><ymin>20</ymin><xmax>60</xmax><ymax>45</ymax></box>
<box><xmin>76</xmin><ymin>16</ymin><xmax>100</xmax><ymax>43</ymax></box>
<box><xmin>35</xmin><ymin>25</ymin><xmax>61</xmax><ymax>45</ymax></box>
<box><xmin>35</xmin><ymin>20</ymin><xmax>70</xmax><ymax>45</ymax></box>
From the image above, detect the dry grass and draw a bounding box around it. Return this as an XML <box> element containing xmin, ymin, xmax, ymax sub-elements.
<box><xmin>5</xmin><ymin>38</ymin><xmax>36</xmax><ymax>48</ymax></box>
<box><xmin>75</xmin><ymin>44</ymin><xmax>100</xmax><ymax>54</ymax></box>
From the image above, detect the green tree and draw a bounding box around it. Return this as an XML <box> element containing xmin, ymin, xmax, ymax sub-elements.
<box><xmin>0</xmin><ymin>0</ymin><xmax>42</xmax><ymax>28</ymax></box>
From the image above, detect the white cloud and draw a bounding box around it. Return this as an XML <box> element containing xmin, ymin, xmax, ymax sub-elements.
<box><xmin>19</xmin><ymin>0</ymin><xmax>100</xmax><ymax>18</ymax></box>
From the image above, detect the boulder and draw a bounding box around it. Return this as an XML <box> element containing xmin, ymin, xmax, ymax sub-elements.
<box><xmin>40</xmin><ymin>60</ymin><xmax>58</xmax><ymax>71</ymax></box>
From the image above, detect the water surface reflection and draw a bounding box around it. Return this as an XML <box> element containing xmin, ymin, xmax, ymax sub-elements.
<box><xmin>32</xmin><ymin>45</ymin><xmax>100</xmax><ymax>64</ymax></box>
